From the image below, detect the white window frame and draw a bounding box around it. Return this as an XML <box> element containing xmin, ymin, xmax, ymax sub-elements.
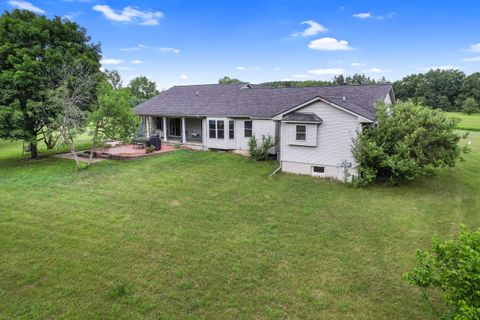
<box><xmin>295</xmin><ymin>124</ymin><xmax>306</xmax><ymax>141</ymax></box>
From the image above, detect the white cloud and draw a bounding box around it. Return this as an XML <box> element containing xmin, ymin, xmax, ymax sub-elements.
<box><xmin>92</xmin><ymin>5</ymin><xmax>163</xmax><ymax>26</ymax></box>
<box><xmin>353</xmin><ymin>12</ymin><xmax>395</xmax><ymax>20</ymax></box>
<box><xmin>465</xmin><ymin>56</ymin><xmax>480</xmax><ymax>62</ymax></box>
<box><xmin>120</xmin><ymin>47</ymin><xmax>139</xmax><ymax>51</ymax></box>
<box><xmin>235</xmin><ymin>66</ymin><xmax>260</xmax><ymax>71</ymax></box>
<box><xmin>353</xmin><ymin>12</ymin><xmax>371</xmax><ymax>19</ymax></box>
<box><xmin>7</xmin><ymin>1</ymin><xmax>45</xmax><ymax>14</ymax></box>
<box><xmin>308</xmin><ymin>37</ymin><xmax>352</xmax><ymax>51</ymax></box>
<box><xmin>131</xmin><ymin>60</ymin><xmax>143</xmax><ymax>64</ymax></box>
<box><xmin>363</xmin><ymin>67</ymin><xmax>392</xmax><ymax>73</ymax></box>
<box><xmin>179</xmin><ymin>74</ymin><xmax>189</xmax><ymax>79</ymax></box>
<box><xmin>157</xmin><ymin>47</ymin><xmax>180</xmax><ymax>54</ymax></box>
<box><xmin>101</xmin><ymin>58</ymin><xmax>124</xmax><ymax>65</ymax></box>
<box><xmin>308</xmin><ymin>68</ymin><xmax>345</xmax><ymax>75</ymax></box>
<box><xmin>292</xmin><ymin>20</ymin><xmax>327</xmax><ymax>37</ymax></box>
<box><xmin>466</xmin><ymin>43</ymin><xmax>480</xmax><ymax>52</ymax></box>
<box><xmin>293</xmin><ymin>74</ymin><xmax>310</xmax><ymax>78</ymax></box>
<box><xmin>351</xmin><ymin>62</ymin><xmax>366</xmax><ymax>67</ymax></box>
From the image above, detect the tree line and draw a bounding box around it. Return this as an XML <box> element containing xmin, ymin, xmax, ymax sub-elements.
<box><xmin>220</xmin><ymin>69</ymin><xmax>480</xmax><ymax>114</ymax></box>
<box><xmin>0</xmin><ymin>9</ymin><xmax>159</xmax><ymax>162</ymax></box>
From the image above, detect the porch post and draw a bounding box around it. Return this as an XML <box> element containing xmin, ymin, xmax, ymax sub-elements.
<box><xmin>201</xmin><ymin>118</ymin><xmax>207</xmax><ymax>147</ymax></box>
<box><xmin>181</xmin><ymin>117</ymin><xmax>186</xmax><ymax>144</ymax></box>
<box><xmin>163</xmin><ymin>116</ymin><xmax>168</xmax><ymax>142</ymax></box>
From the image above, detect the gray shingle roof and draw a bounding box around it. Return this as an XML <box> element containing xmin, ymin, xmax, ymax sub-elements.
<box><xmin>282</xmin><ymin>112</ymin><xmax>322</xmax><ymax>123</ymax></box>
<box><xmin>134</xmin><ymin>83</ymin><xmax>393</xmax><ymax>120</ymax></box>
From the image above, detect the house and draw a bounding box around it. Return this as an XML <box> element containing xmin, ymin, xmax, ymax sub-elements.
<box><xmin>133</xmin><ymin>83</ymin><xmax>395</xmax><ymax>181</ymax></box>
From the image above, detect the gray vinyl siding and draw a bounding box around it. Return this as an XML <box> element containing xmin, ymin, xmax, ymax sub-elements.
<box><xmin>205</xmin><ymin>118</ymin><xmax>276</xmax><ymax>151</ymax></box>
<box><xmin>280</xmin><ymin>100</ymin><xmax>361</xmax><ymax>167</ymax></box>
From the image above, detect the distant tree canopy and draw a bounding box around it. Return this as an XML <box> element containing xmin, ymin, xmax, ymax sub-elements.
<box><xmin>260</xmin><ymin>73</ymin><xmax>388</xmax><ymax>88</ymax></box>
<box><xmin>127</xmin><ymin>76</ymin><xmax>159</xmax><ymax>106</ymax></box>
<box><xmin>218</xmin><ymin>76</ymin><xmax>242</xmax><ymax>84</ymax></box>
<box><xmin>0</xmin><ymin>9</ymin><xmax>101</xmax><ymax>158</ymax></box>
<box><xmin>393</xmin><ymin>69</ymin><xmax>470</xmax><ymax>112</ymax></box>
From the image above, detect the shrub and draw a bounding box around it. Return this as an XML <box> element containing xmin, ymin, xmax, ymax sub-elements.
<box><xmin>248</xmin><ymin>134</ymin><xmax>279</xmax><ymax>161</ymax></box>
<box><xmin>352</xmin><ymin>101</ymin><xmax>469</xmax><ymax>186</ymax></box>
<box><xmin>462</xmin><ymin>97</ymin><xmax>479</xmax><ymax>115</ymax></box>
<box><xmin>404</xmin><ymin>226</ymin><xmax>480</xmax><ymax>319</ymax></box>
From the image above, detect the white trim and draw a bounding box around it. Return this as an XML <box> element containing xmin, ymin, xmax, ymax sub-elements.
<box><xmin>272</xmin><ymin>96</ymin><xmax>374</xmax><ymax>123</ymax></box>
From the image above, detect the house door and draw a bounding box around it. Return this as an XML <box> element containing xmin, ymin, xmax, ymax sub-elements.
<box><xmin>169</xmin><ymin>118</ymin><xmax>181</xmax><ymax>137</ymax></box>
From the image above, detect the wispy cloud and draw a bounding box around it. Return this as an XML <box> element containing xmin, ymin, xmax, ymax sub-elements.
<box><xmin>273</xmin><ymin>67</ymin><xmax>281</xmax><ymax>71</ymax></box>
<box><xmin>101</xmin><ymin>58</ymin><xmax>124</xmax><ymax>65</ymax></box>
<box><xmin>92</xmin><ymin>5</ymin><xmax>163</xmax><ymax>26</ymax></box>
<box><xmin>466</xmin><ymin>43</ymin><xmax>480</xmax><ymax>52</ymax></box>
<box><xmin>353</xmin><ymin>12</ymin><xmax>371</xmax><ymax>19</ymax></box>
<box><xmin>131</xmin><ymin>60</ymin><xmax>143</xmax><ymax>64</ymax></box>
<box><xmin>351</xmin><ymin>62</ymin><xmax>366</xmax><ymax>67</ymax></box>
<box><xmin>308</xmin><ymin>37</ymin><xmax>352</xmax><ymax>51</ymax></box>
<box><xmin>291</xmin><ymin>20</ymin><xmax>327</xmax><ymax>37</ymax></box>
<box><xmin>308</xmin><ymin>68</ymin><xmax>345</xmax><ymax>75</ymax></box>
<box><xmin>235</xmin><ymin>66</ymin><xmax>260</xmax><ymax>71</ymax></box>
<box><xmin>119</xmin><ymin>45</ymin><xmax>180</xmax><ymax>54</ymax></box>
<box><xmin>7</xmin><ymin>0</ymin><xmax>45</xmax><ymax>14</ymax></box>
<box><xmin>353</xmin><ymin>12</ymin><xmax>395</xmax><ymax>20</ymax></box>
<box><xmin>156</xmin><ymin>47</ymin><xmax>180</xmax><ymax>54</ymax></box>
<box><xmin>363</xmin><ymin>67</ymin><xmax>392</xmax><ymax>73</ymax></box>
<box><xmin>293</xmin><ymin>74</ymin><xmax>310</xmax><ymax>78</ymax></box>
<box><xmin>179</xmin><ymin>74</ymin><xmax>189</xmax><ymax>79</ymax></box>
<box><xmin>464</xmin><ymin>56</ymin><xmax>480</xmax><ymax>62</ymax></box>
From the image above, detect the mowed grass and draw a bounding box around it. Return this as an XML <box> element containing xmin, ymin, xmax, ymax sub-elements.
<box><xmin>449</xmin><ymin>112</ymin><xmax>480</xmax><ymax>131</ymax></box>
<box><xmin>0</xmin><ymin>133</ymin><xmax>479</xmax><ymax>319</ymax></box>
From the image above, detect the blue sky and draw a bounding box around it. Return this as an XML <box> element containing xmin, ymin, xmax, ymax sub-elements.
<box><xmin>2</xmin><ymin>0</ymin><xmax>480</xmax><ymax>89</ymax></box>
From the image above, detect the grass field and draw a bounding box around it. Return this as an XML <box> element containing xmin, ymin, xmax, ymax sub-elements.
<box><xmin>0</xmin><ymin>132</ymin><xmax>479</xmax><ymax>319</ymax></box>
<box><xmin>450</xmin><ymin>112</ymin><xmax>480</xmax><ymax>131</ymax></box>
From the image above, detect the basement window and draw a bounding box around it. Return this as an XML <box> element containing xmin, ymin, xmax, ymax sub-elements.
<box><xmin>313</xmin><ymin>166</ymin><xmax>325</xmax><ymax>173</ymax></box>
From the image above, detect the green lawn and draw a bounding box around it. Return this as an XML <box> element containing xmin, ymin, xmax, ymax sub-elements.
<box><xmin>449</xmin><ymin>112</ymin><xmax>480</xmax><ymax>131</ymax></box>
<box><xmin>0</xmin><ymin>133</ymin><xmax>479</xmax><ymax>319</ymax></box>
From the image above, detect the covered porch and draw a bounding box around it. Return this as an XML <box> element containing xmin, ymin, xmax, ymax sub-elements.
<box><xmin>141</xmin><ymin>116</ymin><xmax>206</xmax><ymax>146</ymax></box>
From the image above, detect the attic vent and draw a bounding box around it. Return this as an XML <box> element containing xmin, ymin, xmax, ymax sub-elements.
<box><xmin>342</xmin><ymin>96</ymin><xmax>346</xmax><ymax>101</ymax></box>
<box><xmin>196</xmin><ymin>91</ymin><xmax>199</xmax><ymax>96</ymax></box>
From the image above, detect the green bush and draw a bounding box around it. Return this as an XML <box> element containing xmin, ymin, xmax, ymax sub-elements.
<box><xmin>405</xmin><ymin>226</ymin><xmax>480</xmax><ymax>320</ymax></box>
<box><xmin>462</xmin><ymin>98</ymin><xmax>479</xmax><ymax>115</ymax></box>
<box><xmin>248</xmin><ymin>134</ymin><xmax>278</xmax><ymax>161</ymax></box>
<box><xmin>352</xmin><ymin>101</ymin><xmax>469</xmax><ymax>185</ymax></box>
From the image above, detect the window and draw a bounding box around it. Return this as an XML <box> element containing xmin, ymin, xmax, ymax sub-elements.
<box><xmin>217</xmin><ymin>120</ymin><xmax>224</xmax><ymax>139</ymax></box>
<box><xmin>209</xmin><ymin>120</ymin><xmax>216</xmax><ymax>139</ymax></box>
<box><xmin>209</xmin><ymin>120</ymin><xmax>225</xmax><ymax>139</ymax></box>
<box><xmin>296</xmin><ymin>125</ymin><xmax>306</xmax><ymax>141</ymax></box>
<box><xmin>169</xmin><ymin>118</ymin><xmax>181</xmax><ymax>137</ymax></box>
<box><xmin>229</xmin><ymin>120</ymin><xmax>235</xmax><ymax>139</ymax></box>
<box><xmin>313</xmin><ymin>166</ymin><xmax>325</xmax><ymax>173</ymax></box>
<box><xmin>155</xmin><ymin>117</ymin><xmax>163</xmax><ymax>130</ymax></box>
<box><xmin>244</xmin><ymin>120</ymin><xmax>252</xmax><ymax>137</ymax></box>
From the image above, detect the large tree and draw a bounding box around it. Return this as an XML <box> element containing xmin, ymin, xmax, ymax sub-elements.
<box><xmin>353</xmin><ymin>101</ymin><xmax>468</xmax><ymax>185</ymax></box>
<box><xmin>0</xmin><ymin>9</ymin><xmax>101</xmax><ymax>158</ymax></box>
<box><xmin>127</xmin><ymin>76</ymin><xmax>159</xmax><ymax>105</ymax></box>
<box><xmin>88</xmin><ymin>78</ymin><xmax>138</xmax><ymax>165</ymax></box>
<box><xmin>218</xmin><ymin>76</ymin><xmax>242</xmax><ymax>84</ymax></box>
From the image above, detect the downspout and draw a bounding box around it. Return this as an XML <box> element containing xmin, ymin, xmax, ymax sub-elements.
<box><xmin>269</xmin><ymin>162</ymin><xmax>282</xmax><ymax>177</ymax></box>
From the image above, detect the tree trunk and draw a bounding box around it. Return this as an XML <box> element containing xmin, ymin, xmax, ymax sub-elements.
<box><xmin>30</xmin><ymin>143</ymin><xmax>38</xmax><ymax>159</ymax></box>
<box><xmin>88</xmin><ymin>122</ymin><xmax>99</xmax><ymax>166</ymax></box>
